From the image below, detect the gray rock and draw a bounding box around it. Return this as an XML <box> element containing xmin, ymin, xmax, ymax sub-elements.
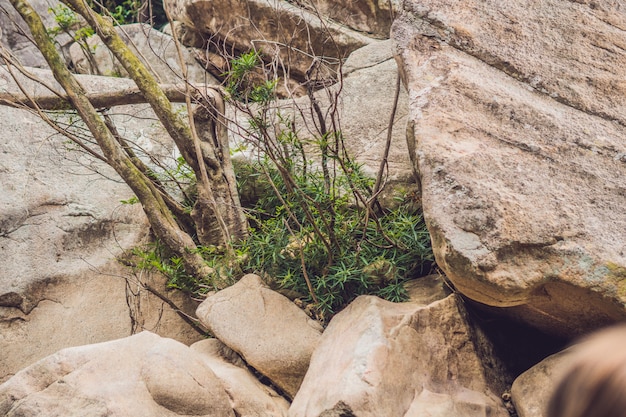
<box><xmin>404</xmin><ymin>273</ymin><xmax>451</xmax><ymax>305</ymax></box>
<box><xmin>338</xmin><ymin>40</ymin><xmax>413</xmax><ymax>183</ymax></box>
<box><xmin>392</xmin><ymin>0</ymin><xmax>626</xmax><ymax>337</ymax></box>
<box><xmin>196</xmin><ymin>274</ymin><xmax>323</xmax><ymax>399</ymax></box>
<box><xmin>0</xmin><ymin>66</ymin><xmax>203</xmax><ymax>383</ymax></box>
<box><xmin>0</xmin><ymin>0</ymin><xmax>60</xmax><ymax>67</ymax></box>
<box><xmin>289</xmin><ymin>294</ymin><xmax>508</xmax><ymax>417</ymax></box>
<box><xmin>68</xmin><ymin>23</ymin><xmax>214</xmax><ymax>84</ymax></box>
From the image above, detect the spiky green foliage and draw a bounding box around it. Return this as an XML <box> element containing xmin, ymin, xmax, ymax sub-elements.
<box><xmin>236</xmin><ymin>157</ymin><xmax>433</xmax><ymax>316</ymax></box>
<box><xmin>132</xmin><ymin>49</ymin><xmax>434</xmax><ymax>320</ymax></box>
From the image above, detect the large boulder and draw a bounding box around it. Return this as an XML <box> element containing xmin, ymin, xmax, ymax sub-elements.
<box><xmin>0</xmin><ymin>66</ymin><xmax>203</xmax><ymax>382</ymax></box>
<box><xmin>68</xmin><ymin>23</ymin><xmax>214</xmax><ymax>84</ymax></box>
<box><xmin>338</xmin><ymin>40</ymin><xmax>413</xmax><ymax>184</ymax></box>
<box><xmin>298</xmin><ymin>0</ymin><xmax>400</xmax><ymax>39</ymax></box>
<box><xmin>392</xmin><ymin>0</ymin><xmax>626</xmax><ymax>337</ymax></box>
<box><xmin>191</xmin><ymin>338</ymin><xmax>290</xmax><ymax>417</ymax></box>
<box><xmin>0</xmin><ymin>0</ymin><xmax>60</xmax><ymax>67</ymax></box>
<box><xmin>288</xmin><ymin>293</ymin><xmax>509</xmax><ymax>417</ymax></box>
<box><xmin>164</xmin><ymin>0</ymin><xmax>373</xmax><ymax>80</ymax></box>
<box><xmin>196</xmin><ymin>274</ymin><xmax>323</xmax><ymax>399</ymax></box>
<box><xmin>0</xmin><ymin>332</ymin><xmax>234</xmax><ymax>416</ymax></box>
<box><xmin>510</xmin><ymin>349</ymin><xmax>573</xmax><ymax>417</ymax></box>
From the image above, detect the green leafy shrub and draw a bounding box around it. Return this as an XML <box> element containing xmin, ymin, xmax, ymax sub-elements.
<box><xmin>223</xmin><ymin>50</ymin><xmax>278</xmax><ymax>104</ymax></box>
<box><xmin>131</xmin><ymin>49</ymin><xmax>434</xmax><ymax>321</ymax></box>
<box><xmin>48</xmin><ymin>4</ymin><xmax>95</xmax><ymax>41</ymax></box>
<box><xmin>89</xmin><ymin>0</ymin><xmax>140</xmax><ymax>25</ymax></box>
<box><xmin>238</xmin><ymin>160</ymin><xmax>433</xmax><ymax>316</ymax></box>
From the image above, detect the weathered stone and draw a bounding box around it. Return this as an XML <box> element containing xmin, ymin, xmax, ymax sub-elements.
<box><xmin>296</xmin><ymin>0</ymin><xmax>400</xmax><ymax>39</ymax></box>
<box><xmin>404</xmin><ymin>274</ymin><xmax>451</xmax><ymax>304</ymax></box>
<box><xmin>288</xmin><ymin>294</ymin><xmax>508</xmax><ymax>417</ymax></box>
<box><xmin>0</xmin><ymin>0</ymin><xmax>61</xmax><ymax>67</ymax></box>
<box><xmin>510</xmin><ymin>349</ymin><xmax>573</xmax><ymax>417</ymax></box>
<box><xmin>163</xmin><ymin>0</ymin><xmax>372</xmax><ymax>80</ymax></box>
<box><xmin>191</xmin><ymin>338</ymin><xmax>290</xmax><ymax>417</ymax></box>
<box><xmin>397</xmin><ymin>0</ymin><xmax>626</xmax><ymax>123</ymax></box>
<box><xmin>338</xmin><ymin>40</ymin><xmax>413</xmax><ymax>183</ymax></box>
<box><xmin>68</xmin><ymin>23</ymin><xmax>214</xmax><ymax>84</ymax></box>
<box><xmin>392</xmin><ymin>0</ymin><xmax>626</xmax><ymax>337</ymax></box>
<box><xmin>196</xmin><ymin>274</ymin><xmax>323</xmax><ymax>399</ymax></box>
<box><xmin>0</xmin><ymin>332</ymin><xmax>234</xmax><ymax>416</ymax></box>
<box><xmin>229</xmin><ymin>40</ymin><xmax>414</xmax><ymax>196</ymax></box>
<box><xmin>0</xmin><ymin>67</ymin><xmax>203</xmax><ymax>382</ymax></box>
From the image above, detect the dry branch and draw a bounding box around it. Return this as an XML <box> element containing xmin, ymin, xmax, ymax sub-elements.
<box><xmin>0</xmin><ymin>83</ymin><xmax>193</xmax><ymax>109</ymax></box>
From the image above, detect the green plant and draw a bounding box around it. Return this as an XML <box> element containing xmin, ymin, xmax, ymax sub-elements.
<box><xmin>48</xmin><ymin>4</ymin><xmax>95</xmax><ymax>41</ymax></box>
<box><xmin>47</xmin><ymin>4</ymin><xmax>79</xmax><ymax>33</ymax></box>
<box><xmin>109</xmin><ymin>0</ymin><xmax>139</xmax><ymax>24</ymax></box>
<box><xmin>120</xmin><ymin>196</ymin><xmax>139</xmax><ymax>204</ymax></box>
<box><xmin>236</xmin><ymin>159</ymin><xmax>432</xmax><ymax>317</ymax></box>
<box><xmin>129</xmin><ymin>111</ymin><xmax>433</xmax><ymax>319</ymax></box>
<box><xmin>88</xmin><ymin>0</ymin><xmax>140</xmax><ymax>25</ymax></box>
<box><xmin>47</xmin><ymin>4</ymin><xmax>98</xmax><ymax>74</ymax></box>
<box><xmin>131</xmin><ymin>239</ymin><xmax>244</xmax><ymax>296</ymax></box>
<box><xmin>126</xmin><ymin>50</ymin><xmax>434</xmax><ymax>320</ymax></box>
<box><xmin>223</xmin><ymin>50</ymin><xmax>277</xmax><ymax>104</ymax></box>
<box><xmin>222</xmin><ymin>49</ymin><xmax>433</xmax><ymax>318</ymax></box>
<box><xmin>132</xmin><ymin>242</ymin><xmax>215</xmax><ymax>294</ymax></box>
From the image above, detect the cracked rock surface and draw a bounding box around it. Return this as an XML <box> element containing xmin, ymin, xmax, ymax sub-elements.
<box><xmin>196</xmin><ymin>274</ymin><xmax>323</xmax><ymax>399</ymax></box>
<box><xmin>392</xmin><ymin>0</ymin><xmax>626</xmax><ymax>337</ymax></box>
<box><xmin>163</xmin><ymin>0</ymin><xmax>373</xmax><ymax>80</ymax></box>
<box><xmin>0</xmin><ymin>332</ymin><xmax>236</xmax><ymax>417</ymax></box>
<box><xmin>0</xmin><ymin>80</ymin><xmax>202</xmax><ymax>382</ymax></box>
<box><xmin>289</xmin><ymin>294</ymin><xmax>509</xmax><ymax>417</ymax></box>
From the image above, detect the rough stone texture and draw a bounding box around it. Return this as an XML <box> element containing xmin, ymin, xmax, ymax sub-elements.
<box><xmin>0</xmin><ymin>332</ymin><xmax>234</xmax><ymax>416</ymax></box>
<box><xmin>191</xmin><ymin>338</ymin><xmax>290</xmax><ymax>417</ymax></box>
<box><xmin>339</xmin><ymin>40</ymin><xmax>412</xmax><ymax>183</ymax></box>
<box><xmin>230</xmin><ymin>39</ymin><xmax>416</xmax><ymax>205</ymax></box>
<box><xmin>69</xmin><ymin>23</ymin><xmax>214</xmax><ymax>84</ymax></box>
<box><xmin>163</xmin><ymin>0</ymin><xmax>373</xmax><ymax>80</ymax></box>
<box><xmin>404</xmin><ymin>273</ymin><xmax>451</xmax><ymax>304</ymax></box>
<box><xmin>392</xmin><ymin>0</ymin><xmax>626</xmax><ymax>337</ymax></box>
<box><xmin>296</xmin><ymin>0</ymin><xmax>400</xmax><ymax>39</ymax></box>
<box><xmin>288</xmin><ymin>294</ymin><xmax>508</xmax><ymax>417</ymax></box>
<box><xmin>510</xmin><ymin>349</ymin><xmax>573</xmax><ymax>417</ymax></box>
<box><xmin>0</xmin><ymin>67</ymin><xmax>203</xmax><ymax>382</ymax></box>
<box><xmin>0</xmin><ymin>0</ymin><xmax>61</xmax><ymax>67</ymax></box>
<box><xmin>196</xmin><ymin>274</ymin><xmax>323</xmax><ymax>399</ymax></box>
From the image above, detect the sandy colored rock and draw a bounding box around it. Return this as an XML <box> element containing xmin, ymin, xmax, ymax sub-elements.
<box><xmin>289</xmin><ymin>294</ymin><xmax>508</xmax><ymax>417</ymax></box>
<box><xmin>196</xmin><ymin>274</ymin><xmax>323</xmax><ymax>399</ymax></box>
<box><xmin>0</xmin><ymin>332</ymin><xmax>234</xmax><ymax>416</ymax></box>
<box><xmin>164</xmin><ymin>0</ymin><xmax>372</xmax><ymax>80</ymax></box>
<box><xmin>392</xmin><ymin>0</ymin><xmax>626</xmax><ymax>337</ymax></box>
<box><xmin>299</xmin><ymin>0</ymin><xmax>400</xmax><ymax>39</ymax></box>
<box><xmin>396</xmin><ymin>0</ymin><xmax>626</xmax><ymax>123</ymax></box>
<box><xmin>511</xmin><ymin>349</ymin><xmax>573</xmax><ymax>417</ymax></box>
<box><xmin>191</xmin><ymin>338</ymin><xmax>290</xmax><ymax>417</ymax></box>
